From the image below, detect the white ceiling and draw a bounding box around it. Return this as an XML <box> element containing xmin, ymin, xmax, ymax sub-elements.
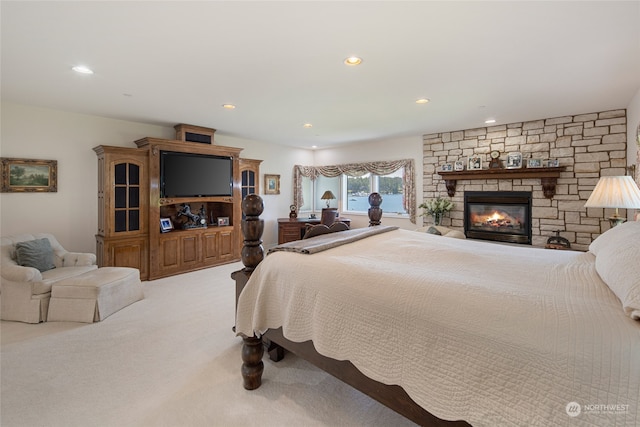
<box><xmin>2</xmin><ymin>1</ymin><xmax>639</xmax><ymax>149</ymax></box>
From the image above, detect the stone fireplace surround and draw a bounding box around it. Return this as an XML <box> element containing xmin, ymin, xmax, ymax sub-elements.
<box><xmin>423</xmin><ymin>109</ymin><xmax>627</xmax><ymax>251</ymax></box>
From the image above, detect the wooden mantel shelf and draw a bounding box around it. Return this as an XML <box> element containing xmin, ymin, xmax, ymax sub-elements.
<box><xmin>438</xmin><ymin>166</ymin><xmax>566</xmax><ymax>199</ymax></box>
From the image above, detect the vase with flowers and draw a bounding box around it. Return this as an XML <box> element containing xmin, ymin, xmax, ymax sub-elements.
<box><xmin>418</xmin><ymin>197</ymin><xmax>454</xmax><ymax>226</ymax></box>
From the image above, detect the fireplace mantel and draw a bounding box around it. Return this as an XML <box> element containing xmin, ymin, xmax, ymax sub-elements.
<box><xmin>438</xmin><ymin>166</ymin><xmax>566</xmax><ymax>199</ymax></box>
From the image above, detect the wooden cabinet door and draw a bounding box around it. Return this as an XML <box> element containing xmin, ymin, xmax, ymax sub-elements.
<box><xmin>218</xmin><ymin>229</ymin><xmax>235</xmax><ymax>260</ymax></box>
<box><xmin>202</xmin><ymin>231</ymin><xmax>219</xmax><ymax>264</ymax></box>
<box><xmin>107</xmin><ymin>237</ymin><xmax>148</xmax><ymax>280</ymax></box>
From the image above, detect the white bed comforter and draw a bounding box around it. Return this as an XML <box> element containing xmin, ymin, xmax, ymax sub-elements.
<box><xmin>236</xmin><ymin>229</ymin><xmax>640</xmax><ymax>426</ymax></box>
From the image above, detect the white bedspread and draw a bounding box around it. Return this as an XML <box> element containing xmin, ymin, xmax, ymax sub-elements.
<box><xmin>236</xmin><ymin>229</ymin><xmax>640</xmax><ymax>426</ymax></box>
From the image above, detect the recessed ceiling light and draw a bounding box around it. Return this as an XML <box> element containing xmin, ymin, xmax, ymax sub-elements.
<box><xmin>303</xmin><ymin>123</ymin><xmax>313</xmax><ymax>128</ymax></box>
<box><xmin>344</xmin><ymin>56</ymin><xmax>362</xmax><ymax>66</ymax></box>
<box><xmin>485</xmin><ymin>119</ymin><xmax>496</xmax><ymax>124</ymax></box>
<box><xmin>222</xmin><ymin>104</ymin><xmax>236</xmax><ymax>110</ymax></box>
<box><xmin>415</xmin><ymin>98</ymin><xmax>430</xmax><ymax>104</ymax></box>
<box><xmin>72</xmin><ymin>65</ymin><xmax>93</xmax><ymax>74</ymax></box>
<box><xmin>311</xmin><ymin>145</ymin><xmax>318</xmax><ymax>149</ymax></box>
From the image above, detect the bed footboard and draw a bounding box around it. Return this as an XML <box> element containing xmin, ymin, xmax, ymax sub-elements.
<box><xmin>232</xmin><ymin>194</ymin><xmax>470</xmax><ymax>426</ymax></box>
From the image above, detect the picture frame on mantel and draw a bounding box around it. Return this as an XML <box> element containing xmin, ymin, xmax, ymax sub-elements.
<box><xmin>506</xmin><ymin>152</ymin><xmax>523</xmax><ymax>169</ymax></box>
<box><xmin>468</xmin><ymin>156</ymin><xmax>482</xmax><ymax>171</ymax></box>
<box><xmin>0</xmin><ymin>158</ymin><xmax>58</xmax><ymax>193</ymax></box>
<box><xmin>264</xmin><ymin>174</ymin><xmax>280</xmax><ymax>195</ymax></box>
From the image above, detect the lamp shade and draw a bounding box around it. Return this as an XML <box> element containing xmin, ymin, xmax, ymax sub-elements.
<box><xmin>321</xmin><ymin>190</ymin><xmax>336</xmax><ymax>200</ymax></box>
<box><xmin>584</xmin><ymin>176</ymin><xmax>640</xmax><ymax>209</ymax></box>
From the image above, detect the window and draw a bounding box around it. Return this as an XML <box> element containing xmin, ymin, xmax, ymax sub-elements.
<box><xmin>293</xmin><ymin>160</ymin><xmax>415</xmax><ymax>222</ymax></box>
<box><xmin>345</xmin><ymin>173</ymin><xmax>371</xmax><ymax>212</ymax></box>
<box><xmin>344</xmin><ymin>169</ymin><xmax>406</xmax><ymax>215</ymax></box>
<box><xmin>299</xmin><ymin>175</ymin><xmax>340</xmax><ymax>211</ymax></box>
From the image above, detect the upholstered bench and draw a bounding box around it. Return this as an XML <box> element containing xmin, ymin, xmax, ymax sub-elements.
<box><xmin>47</xmin><ymin>267</ymin><xmax>144</xmax><ymax>323</ymax></box>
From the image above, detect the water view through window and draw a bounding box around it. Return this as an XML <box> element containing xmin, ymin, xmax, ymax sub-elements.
<box><xmin>346</xmin><ymin>193</ymin><xmax>405</xmax><ymax>214</ymax></box>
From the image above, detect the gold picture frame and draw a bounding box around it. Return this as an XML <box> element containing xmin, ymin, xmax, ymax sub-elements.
<box><xmin>264</xmin><ymin>174</ymin><xmax>280</xmax><ymax>195</ymax></box>
<box><xmin>1</xmin><ymin>158</ymin><xmax>58</xmax><ymax>193</ymax></box>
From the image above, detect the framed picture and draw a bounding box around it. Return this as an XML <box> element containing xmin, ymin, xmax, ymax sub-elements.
<box><xmin>454</xmin><ymin>160</ymin><xmax>465</xmax><ymax>171</ymax></box>
<box><xmin>506</xmin><ymin>152</ymin><xmax>523</xmax><ymax>169</ymax></box>
<box><xmin>160</xmin><ymin>217</ymin><xmax>174</xmax><ymax>233</ymax></box>
<box><xmin>468</xmin><ymin>155</ymin><xmax>482</xmax><ymax>170</ymax></box>
<box><xmin>546</xmin><ymin>159</ymin><xmax>559</xmax><ymax>168</ymax></box>
<box><xmin>527</xmin><ymin>158</ymin><xmax>543</xmax><ymax>168</ymax></box>
<box><xmin>1</xmin><ymin>158</ymin><xmax>57</xmax><ymax>193</ymax></box>
<box><xmin>264</xmin><ymin>174</ymin><xmax>280</xmax><ymax>195</ymax></box>
<box><xmin>217</xmin><ymin>216</ymin><xmax>229</xmax><ymax>226</ymax></box>
<box><xmin>441</xmin><ymin>163</ymin><xmax>453</xmax><ymax>172</ymax></box>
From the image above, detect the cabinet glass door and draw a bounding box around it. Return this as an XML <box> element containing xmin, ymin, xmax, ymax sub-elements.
<box><xmin>241</xmin><ymin>170</ymin><xmax>256</xmax><ymax>199</ymax></box>
<box><xmin>114</xmin><ymin>162</ymin><xmax>141</xmax><ymax>232</ymax></box>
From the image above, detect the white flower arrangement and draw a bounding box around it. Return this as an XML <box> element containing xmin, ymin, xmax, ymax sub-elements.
<box><xmin>418</xmin><ymin>197</ymin><xmax>454</xmax><ymax>216</ymax></box>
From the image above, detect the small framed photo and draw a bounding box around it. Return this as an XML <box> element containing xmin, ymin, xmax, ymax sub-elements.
<box><xmin>454</xmin><ymin>160</ymin><xmax>465</xmax><ymax>171</ymax></box>
<box><xmin>160</xmin><ymin>217</ymin><xmax>174</xmax><ymax>233</ymax></box>
<box><xmin>264</xmin><ymin>174</ymin><xmax>280</xmax><ymax>195</ymax></box>
<box><xmin>468</xmin><ymin>155</ymin><xmax>482</xmax><ymax>170</ymax></box>
<box><xmin>546</xmin><ymin>159</ymin><xmax>559</xmax><ymax>167</ymax></box>
<box><xmin>441</xmin><ymin>163</ymin><xmax>453</xmax><ymax>172</ymax></box>
<box><xmin>527</xmin><ymin>158</ymin><xmax>543</xmax><ymax>168</ymax></box>
<box><xmin>1</xmin><ymin>158</ymin><xmax>57</xmax><ymax>193</ymax></box>
<box><xmin>217</xmin><ymin>217</ymin><xmax>229</xmax><ymax>226</ymax></box>
<box><xmin>506</xmin><ymin>152</ymin><xmax>523</xmax><ymax>169</ymax></box>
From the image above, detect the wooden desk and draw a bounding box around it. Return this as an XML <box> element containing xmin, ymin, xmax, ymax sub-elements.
<box><xmin>278</xmin><ymin>217</ymin><xmax>351</xmax><ymax>244</ymax></box>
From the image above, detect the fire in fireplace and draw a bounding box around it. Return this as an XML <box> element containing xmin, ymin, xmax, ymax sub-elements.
<box><xmin>464</xmin><ymin>191</ymin><xmax>532</xmax><ymax>244</ymax></box>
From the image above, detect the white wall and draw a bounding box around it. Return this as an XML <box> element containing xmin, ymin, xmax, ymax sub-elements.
<box><xmin>312</xmin><ymin>136</ymin><xmax>423</xmax><ymax>230</ymax></box>
<box><xmin>0</xmin><ymin>102</ymin><xmax>313</xmax><ymax>251</ymax></box>
<box><xmin>627</xmin><ymin>88</ymin><xmax>640</xmax><ymax>178</ymax></box>
<box><xmin>0</xmin><ymin>103</ymin><xmax>173</xmax><ymax>252</ymax></box>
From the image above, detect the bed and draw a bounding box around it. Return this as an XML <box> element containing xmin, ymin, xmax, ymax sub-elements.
<box><xmin>234</xmin><ymin>194</ymin><xmax>640</xmax><ymax>426</ymax></box>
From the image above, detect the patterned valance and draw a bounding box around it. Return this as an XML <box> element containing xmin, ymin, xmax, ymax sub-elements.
<box><xmin>293</xmin><ymin>159</ymin><xmax>416</xmax><ymax>224</ymax></box>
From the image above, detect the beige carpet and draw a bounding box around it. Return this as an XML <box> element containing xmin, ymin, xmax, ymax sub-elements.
<box><xmin>1</xmin><ymin>262</ymin><xmax>415</xmax><ymax>427</ymax></box>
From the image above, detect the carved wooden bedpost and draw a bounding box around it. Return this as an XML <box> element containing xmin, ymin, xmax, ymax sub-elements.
<box><xmin>239</xmin><ymin>194</ymin><xmax>264</xmax><ymax>272</ymax></box>
<box><xmin>232</xmin><ymin>194</ymin><xmax>265</xmax><ymax>390</ymax></box>
<box><xmin>368</xmin><ymin>192</ymin><xmax>383</xmax><ymax>226</ymax></box>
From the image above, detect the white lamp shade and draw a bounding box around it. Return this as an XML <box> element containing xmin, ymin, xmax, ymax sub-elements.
<box><xmin>584</xmin><ymin>176</ymin><xmax>640</xmax><ymax>209</ymax></box>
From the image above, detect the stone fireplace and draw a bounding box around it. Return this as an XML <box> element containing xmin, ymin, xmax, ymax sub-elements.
<box><xmin>464</xmin><ymin>191</ymin><xmax>532</xmax><ymax>244</ymax></box>
<box><xmin>422</xmin><ymin>109</ymin><xmax>628</xmax><ymax>251</ymax></box>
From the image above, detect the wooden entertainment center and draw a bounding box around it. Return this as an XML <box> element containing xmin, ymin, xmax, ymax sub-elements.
<box><xmin>94</xmin><ymin>124</ymin><xmax>260</xmax><ymax>280</ymax></box>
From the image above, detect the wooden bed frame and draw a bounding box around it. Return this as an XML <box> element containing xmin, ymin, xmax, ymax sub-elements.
<box><xmin>232</xmin><ymin>194</ymin><xmax>471</xmax><ymax>427</ymax></box>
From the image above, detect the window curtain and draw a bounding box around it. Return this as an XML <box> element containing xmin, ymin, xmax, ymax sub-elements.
<box><xmin>293</xmin><ymin>159</ymin><xmax>416</xmax><ymax>224</ymax></box>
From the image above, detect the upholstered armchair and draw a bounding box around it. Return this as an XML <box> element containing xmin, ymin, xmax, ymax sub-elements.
<box><xmin>1</xmin><ymin>233</ymin><xmax>97</xmax><ymax>323</ymax></box>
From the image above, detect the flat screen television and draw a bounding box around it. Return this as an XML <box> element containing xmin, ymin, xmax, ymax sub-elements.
<box><xmin>160</xmin><ymin>151</ymin><xmax>233</xmax><ymax>198</ymax></box>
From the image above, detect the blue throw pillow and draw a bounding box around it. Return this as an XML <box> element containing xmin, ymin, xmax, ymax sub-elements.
<box><xmin>15</xmin><ymin>238</ymin><xmax>56</xmax><ymax>272</ymax></box>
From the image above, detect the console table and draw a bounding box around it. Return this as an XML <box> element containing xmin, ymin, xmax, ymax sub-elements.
<box><xmin>278</xmin><ymin>217</ymin><xmax>351</xmax><ymax>244</ymax></box>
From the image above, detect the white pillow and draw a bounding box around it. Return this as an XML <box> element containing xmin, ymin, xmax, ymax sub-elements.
<box><xmin>589</xmin><ymin>221</ymin><xmax>640</xmax><ymax>319</ymax></box>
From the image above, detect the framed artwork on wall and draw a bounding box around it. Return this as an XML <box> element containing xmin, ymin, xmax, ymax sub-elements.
<box><xmin>0</xmin><ymin>158</ymin><xmax>57</xmax><ymax>193</ymax></box>
<box><xmin>454</xmin><ymin>160</ymin><xmax>465</xmax><ymax>171</ymax></box>
<box><xmin>264</xmin><ymin>174</ymin><xmax>280</xmax><ymax>195</ymax></box>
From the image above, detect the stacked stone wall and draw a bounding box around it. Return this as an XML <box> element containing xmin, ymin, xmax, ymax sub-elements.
<box><xmin>422</xmin><ymin>109</ymin><xmax>627</xmax><ymax>251</ymax></box>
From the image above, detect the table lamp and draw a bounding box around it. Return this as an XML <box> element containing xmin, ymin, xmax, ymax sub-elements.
<box><xmin>584</xmin><ymin>175</ymin><xmax>640</xmax><ymax>227</ymax></box>
<box><xmin>321</xmin><ymin>190</ymin><xmax>336</xmax><ymax>208</ymax></box>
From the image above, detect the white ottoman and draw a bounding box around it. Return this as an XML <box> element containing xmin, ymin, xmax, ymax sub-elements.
<box><xmin>47</xmin><ymin>267</ymin><xmax>144</xmax><ymax>323</ymax></box>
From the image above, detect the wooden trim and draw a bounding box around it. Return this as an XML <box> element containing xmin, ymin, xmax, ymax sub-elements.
<box><xmin>438</xmin><ymin>166</ymin><xmax>565</xmax><ymax>198</ymax></box>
